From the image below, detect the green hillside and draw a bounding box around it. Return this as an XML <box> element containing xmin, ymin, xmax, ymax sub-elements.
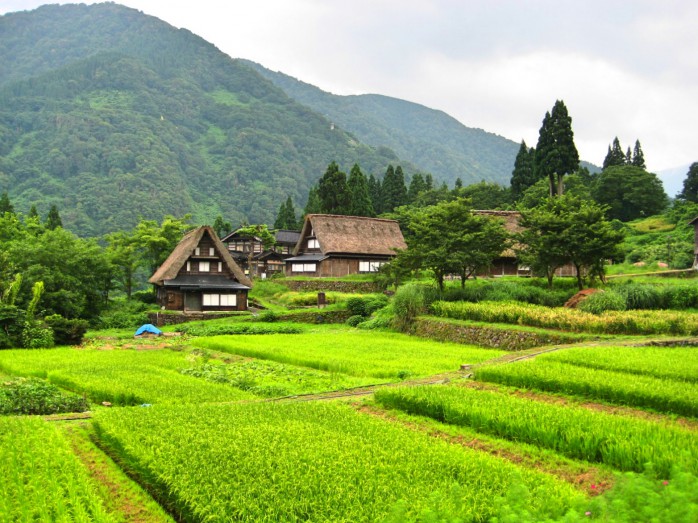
<box><xmin>243</xmin><ymin>60</ymin><xmax>521</xmax><ymax>187</ymax></box>
<box><xmin>0</xmin><ymin>3</ymin><xmax>406</xmax><ymax>236</ymax></box>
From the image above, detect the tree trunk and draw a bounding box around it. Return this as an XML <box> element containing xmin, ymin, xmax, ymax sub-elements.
<box><xmin>574</xmin><ymin>263</ymin><xmax>584</xmax><ymax>290</ymax></box>
<box><xmin>557</xmin><ymin>174</ymin><xmax>565</xmax><ymax>196</ymax></box>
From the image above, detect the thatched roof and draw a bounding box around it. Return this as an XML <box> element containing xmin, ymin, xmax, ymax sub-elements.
<box><xmin>473</xmin><ymin>210</ymin><xmax>521</xmax><ymax>258</ymax></box>
<box><xmin>149</xmin><ymin>226</ymin><xmax>252</xmax><ymax>287</ymax></box>
<box><xmin>689</xmin><ymin>215</ymin><xmax>698</xmax><ymax>226</ymax></box>
<box><xmin>295</xmin><ymin>214</ymin><xmax>407</xmax><ymax>256</ymax></box>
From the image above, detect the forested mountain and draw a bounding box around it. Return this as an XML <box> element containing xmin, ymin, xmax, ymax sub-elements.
<box><xmin>0</xmin><ymin>3</ymin><xmax>406</xmax><ymax>236</ymax></box>
<box><xmin>243</xmin><ymin>61</ymin><xmax>521</xmax><ymax>187</ymax></box>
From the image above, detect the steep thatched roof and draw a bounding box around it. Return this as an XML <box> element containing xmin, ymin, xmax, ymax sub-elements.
<box><xmin>473</xmin><ymin>210</ymin><xmax>522</xmax><ymax>258</ymax></box>
<box><xmin>295</xmin><ymin>214</ymin><xmax>407</xmax><ymax>256</ymax></box>
<box><xmin>149</xmin><ymin>226</ymin><xmax>252</xmax><ymax>287</ymax></box>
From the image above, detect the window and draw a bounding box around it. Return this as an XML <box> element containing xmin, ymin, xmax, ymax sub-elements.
<box><xmin>199</xmin><ymin>261</ymin><xmax>210</xmax><ymax>272</ymax></box>
<box><xmin>359</xmin><ymin>260</ymin><xmax>385</xmax><ymax>273</ymax></box>
<box><xmin>209</xmin><ymin>247</ymin><xmax>215</xmax><ymax>256</ymax></box>
<box><xmin>186</xmin><ymin>261</ymin><xmax>191</xmax><ymax>272</ymax></box>
<box><xmin>307</xmin><ymin>238</ymin><xmax>319</xmax><ymax>249</ymax></box>
<box><xmin>203</xmin><ymin>294</ymin><xmax>237</xmax><ymax>307</ymax></box>
<box><xmin>218</xmin><ymin>262</ymin><xmax>222</xmax><ymax>272</ymax></box>
<box><xmin>195</xmin><ymin>247</ymin><xmax>201</xmax><ymax>255</ymax></box>
<box><xmin>220</xmin><ymin>294</ymin><xmax>237</xmax><ymax>307</ymax></box>
<box><xmin>292</xmin><ymin>263</ymin><xmax>316</xmax><ymax>273</ymax></box>
<box><xmin>202</xmin><ymin>294</ymin><xmax>219</xmax><ymax>306</ymax></box>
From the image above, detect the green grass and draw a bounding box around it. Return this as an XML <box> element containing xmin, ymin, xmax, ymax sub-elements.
<box><xmin>0</xmin><ymin>348</ymin><xmax>255</xmax><ymax>406</ymax></box>
<box><xmin>475</xmin><ymin>358</ymin><xmax>698</xmax><ymax>417</ymax></box>
<box><xmin>375</xmin><ymin>384</ymin><xmax>698</xmax><ymax>477</ymax></box>
<box><xmin>1</xmin><ymin>417</ymin><xmax>115</xmax><ymax>521</ymax></box>
<box><xmin>541</xmin><ymin>345</ymin><xmax>698</xmax><ymax>383</ymax></box>
<box><xmin>192</xmin><ymin>329</ymin><xmax>504</xmax><ymax>379</ymax></box>
<box><xmin>93</xmin><ymin>402</ymin><xmax>581</xmax><ymax>522</ymax></box>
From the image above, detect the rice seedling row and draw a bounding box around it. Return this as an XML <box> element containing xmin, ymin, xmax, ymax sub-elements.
<box><xmin>0</xmin><ymin>416</ymin><xmax>116</xmax><ymax>522</ymax></box>
<box><xmin>539</xmin><ymin>345</ymin><xmax>698</xmax><ymax>383</ymax></box>
<box><xmin>475</xmin><ymin>359</ymin><xmax>698</xmax><ymax>417</ymax></box>
<box><xmin>0</xmin><ymin>348</ymin><xmax>255</xmax><ymax>406</ymax></box>
<box><xmin>93</xmin><ymin>401</ymin><xmax>580</xmax><ymax>522</ymax></box>
<box><xmin>431</xmin><ymin>300</ymin><xmax>698</xmax><ymax>335</ymax></box>
<box><xmin>192</xmin><ymin>330</ymin><xmax>504</xmax><ymax>379</ymax></box>
<box><xmin>374</xmin><ymin>384</ymin><xmax>698</xmax><ymax>477</ymax></box>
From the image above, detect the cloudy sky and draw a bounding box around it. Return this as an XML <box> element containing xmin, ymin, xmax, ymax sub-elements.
<box><xmin>1</xmin><ymin>0</ymin><xmax>696</xmax><ymax>187</ymax></box>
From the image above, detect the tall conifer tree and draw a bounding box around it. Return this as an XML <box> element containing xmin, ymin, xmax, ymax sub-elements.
<box><xmin>318</xmin><ymin>161</ymin><xmax>350</xmax><ymax>215</ymax></box>
<box><xmin>45</xmin><ymin>204</ymin><xmax>62</xmax><ymax>230</ymax></box>
<box><xmin>367</xmin><ymin>174</ymin><xmax>383</xmax><ymax>215</ymax></box>
<box><xmin>0</xmin><ymin>191</ymin><xmax>14</xmax><ymax>215</ymax></box>
<box><xmin>408</xmin><ymin>173</ymin><xmax>428</xmax><ymax>203</ymax></box>
<box><xmin>534</xmin><ymin>100</ymin><xmax>579</xmax><ymax>197</ymax></box>
<box><xmin>510</xmin><ymin>140</ymin><xmax>537</xmax><ymax>201</ymax></box>
<box><xmin>632</xmin><ymin>140</ymin><xmax>646</xmax><ymax>169</ymax></box>
<box><xmin>382</xmin><ymin>165</ymin><xmax>408</xmax><ymax>212</ymax></box>
<box><xmin>347</xmin><ymin>164</ymin><xmax>374</xmax><ymax>217</ymax></box>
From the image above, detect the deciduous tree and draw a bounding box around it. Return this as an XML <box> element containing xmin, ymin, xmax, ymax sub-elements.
<box><xmin>678</xmin><ymin>162</ymin><xmax>698</xmax><ymax>203</ymax></box>
<box><xmin>592</xmin><ymin>165</ymin><xmax>668</xmax><ymax>221</ymax></box>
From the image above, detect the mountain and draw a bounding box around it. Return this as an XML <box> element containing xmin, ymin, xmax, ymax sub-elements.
<box><xmin>243</xmin><ymin>61</ymin><xmax>520</xmax><ymax>187</ymax></box>
<box><xmin>658</xmin><ymin>164</ymin><xmax>691</xmax><ymax>199</ymax></box>
<box><xmin>0</xmin><ymin>3</ymin><xmax>407</xmax><ymax>236</ymax></box>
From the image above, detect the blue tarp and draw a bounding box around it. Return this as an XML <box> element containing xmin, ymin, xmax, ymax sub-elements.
<box><xmin>134</xmin><ymin>324</ymin><xmax>162</xmax><ymax>336</ymax></box>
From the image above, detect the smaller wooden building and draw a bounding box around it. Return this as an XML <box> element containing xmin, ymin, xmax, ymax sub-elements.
<box><xmin>149</xmin><ymin>226</ymin><xmax>252</xmax><ymax>312</ymax></box>
<box><xmin>285</xmin><ymin>214</ymin><xmax>406</xmax><ymax>277</ymax></box>
<box><xmin>221</xmin><ymin>228</ymin><xmax>300</xmax><ymax>277</ymax></box>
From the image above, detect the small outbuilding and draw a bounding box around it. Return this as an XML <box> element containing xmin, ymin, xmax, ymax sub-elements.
<box><xmin>149</xmin><ymin>226</ymin><xmax>252</xmax><ymax>312</ymax></box>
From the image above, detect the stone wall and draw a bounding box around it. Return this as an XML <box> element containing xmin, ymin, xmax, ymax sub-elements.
<box><xmin>414</xmin><ymin>317</ymin><xmax>586</xmax><ymax>351</ymax></box>
<box><xmin>148</xmin><ymin>311</ymin><xmax>250</xmax><ymax>327</ymax></box>
<box><xmin>284</xmin><ymin>280</ymin><xmax>382</xmax><ymax>293</ymax></box>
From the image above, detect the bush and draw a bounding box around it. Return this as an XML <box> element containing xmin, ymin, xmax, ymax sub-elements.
<box><xmin>345</xmin><ymin>315</ymin><xmax>364</xmax><ymax>327</ymax></box>
<box><xmin>20</xmin><ymin>320</ymin><xmax>54</xmax><ymax>348</ymax></box>
<box><xmin>258</xmin><ymin>310</ymin><xmax>278</xmax><ymax>323</ymax></box>
<box><xmin>0</xmin><ymin>377</ymin><xmax>88</xmax><ymax>415</ymax></box>
<box><xmin>345</xmin><ymin>297</ymin><xmax>367</xmax><ymax>317</ymax></box>
<box><xmin>392</xmin><ymin>284</ymin><xmax>434</xmax><ymax>332</ymax></box>
<box><xmin>0</xmin><ymin>304</ymin><xmax>23</xmax><ymax>349</ymax></box>
<box><xmin>96</xmin><ymin>299</ymin><xmax>150</xmax><ymax>329</ymax></box>
<box><xmin>365</xmin><ymin>294</ymin><xmax>389</xmax><ymax>315</ymax></box>
<box><xmin>44</xmin><ymin>315</ymin><xmax>89</xmax><ymax>345</ymax></box>
<box><xmin>578</xmin><ymin>291</ymin><xmax>627</xmax><ymax>315</ymax></box>
<box><xmin>132</xmin><ymin>290</ymin><xmax>157</xmax><ymax>304</ymax></box>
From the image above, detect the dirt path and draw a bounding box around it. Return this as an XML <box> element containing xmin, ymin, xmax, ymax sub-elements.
<box><xmin>60</xmin><ymin>422</ymin><xmax>174</xmax><ymax>523</ymax></box>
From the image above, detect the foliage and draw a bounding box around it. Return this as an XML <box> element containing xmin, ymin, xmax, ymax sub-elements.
<box><xmin>476</xmin><ymin>357</ymin><xmax>698</xmax><ymax>418</ymax></box>
<box><xmin>95</xmin><ymin>299</ymin><xmax>150</xmax><ymax>329</ymax></box>
<box><xmin>392</xmin><ymin>283</ymin><xmax>431</xmax><ymax>332</ymax></box>
<box><xmin>534</xmin><ymin>100</ymin><xmax>579</xmax><ymax>196</ymax></box>
<box><xmin>0</xmin><ymin>4</ymin><xmax>404</xmax><ymax>235</ymax></box>
<box><xmin>0</xmin><ymin>417</ymin><xmax>114</xmax><ymax>521</ymax></box>
<box><xmin>93</xmin><ymin>402</ymin><xmax>577</xmax><ymax>522</ymax></box>
<box><xmin>678</xmin><ymin>162</ymin><xmax>698</xmax><ymax>202</ymax></box>
<box><xmin>44</xmin><ymin>314</ymin><xmax>90</xmax><ymax>345</ymax></box>
<box><xmin>178</xmin><ymin>322</ymin><xmax>304</xmax><ymax>336</ymax></box>
<box><xmin>399</xmin><ymin>197</ymin><xmax>510</xmax><ymax>290</ymax></box>
<box><xmin>273</xmin><ymin>195</ymin><xmax>299</xmax><ymax>230</ymax></box>
<box><xmin>592</xmin><ymin>165</ymin><xmax>668</xmax><ymax>222</ymax></box>
<box><xmin>347</xmin><ymin>163</ymin><xmax>375</xmax><ymax>217</ymax></box>
<box><xmin>317</xmin><ymin>161</ymin><xmax>350</xmax><ymax>215</ymax></box>
<box><xmin>193</xmin><ymin>329</ymin><xmax>503</xmax><ymax>379</ymax></box>
<box><xmin>510</xmin><ymin>140</ymin><xmax>538</xmax><ymax>201</ymax></box>
<box><xmin>516</xmin><ymin>195</ymin><xmax>624</xmax><ymax>289</ymax></box>
<box><xmin>577</xmin><ymin>290</ymin><xmax>627</xmax><ymax>314</ymax></box>
<box><xmin>250</xmin><ymin>61</ymin><xmax>524</xmax><ymax>189</ymax></box>
<box><xmin>382</xmin><ymin>165</ymin><xmax>409</xmax><ymax>212</ymax></box>
<box><xmin>0</xmin><ymin>347</ymin><xmax>256</xmax><ymax>406</ymax></box>
<box><xmin>455</xmin><ymin>181</ymin><xmax>511</xmax><ymax>209</ymax></box>
<box><xmin>440</xmin><ymin>279</ymin><xmax>576</xmax><ymax>307</ymax></box>
<box><xmin>0</xmin><ymin>377</ymin><xmax>88</xmax><ymax>415</ymax></box>
<box><xmin>431</xmin><ymin>300</ymin><xmax>698</xmax><ymax>335</ymax></box>
<box><xmin>20</xmin><ymin>319</ymin><xmax>55</xmax><ymax>349</ymax></box>
<box><xmin>375</xmin><ymin>384</ymin><xmax>698</xmax><ymax>477</ymax></box>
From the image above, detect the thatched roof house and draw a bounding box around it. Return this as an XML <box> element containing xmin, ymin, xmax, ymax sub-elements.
<box><xmin>472</xmin><ymin>210</ymin><xmax>575</xmax><ymax>277</ymax></box>
<box><xmin>149</xmin><ymin>226</ymin><xmax>252</xmax><ymax>312</ymax></box>
<box><xmin>286</xmin><ymin>214</ymin><xmax>406</xmax><ymax>277</ymax></box>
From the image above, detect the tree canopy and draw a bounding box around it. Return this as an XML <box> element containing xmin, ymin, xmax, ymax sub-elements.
<box><xmin>678</xmin><ymin>162</ymin><xmax>698</xmax><ymax>203</ymax></box>
<box><xmin>534</xmin><ymin>100</ymin><xmax>579</xmax><ymax>197</ymax></box>
<box><xmin>592</xmin><ymin>165</ymin><xmax>668</xmax><ymax>221</ymax></box>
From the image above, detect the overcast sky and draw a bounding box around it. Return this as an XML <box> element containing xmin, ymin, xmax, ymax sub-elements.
<box><xmin>2</xmin><ymin>1</ymin><xmax>696</xmax><ymax>183</ymax></box>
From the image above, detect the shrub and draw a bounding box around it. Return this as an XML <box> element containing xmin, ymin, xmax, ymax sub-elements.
<box><xmin>258</xmin><ymin>310</ymin><xmax>278</xmax><ymax>323</ymax></box>
<box><xmin>0</xmin><ymin>377</ymin><xmax>88</xmax><ymax>415</ymax></box>
<box><xmin>132</xmin><ymin>290</ymin><xmax>157</xmax><ymax>304</ymax></box>
<box><xmin>345</xmin><ymin>315</ymin><xmax>364</xmax><ymax>327</ymax></box>
<box><xmin>615</xmin><ymin>283</ymin><xmax>662</xmax><ymax>310</ymax></box>
<box><xmin>20</xmin><ymin>320</ymin><xmax>54</xmax><ymax>348</ymax></box>
<box><xmin>97</xmin><ymin>299</ymin><xmax>150</xmax><ymax>329</ymax></box>
<box><xmin>364</xmin><ymin>294</ymin><xmax>389</xmax><ymax>315</ymax></box>
<box><xmin>44</xmin><ymin>315</ymin><xmax>89</xmax><ymax>345</ymax></box>
<box><xmin>578</xmin><ymin>290</ymin><xmax>627</xmax><ymax>314</ymax></box>
<box><xmin>345</xmin><ymin>297</ymin><xmax>367</xmax><ymax>317</ymax></box>
<box><xmin>392</xmin><ymin>284</ymin><xmax>431</xmax><ymax>332</ymax></box>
